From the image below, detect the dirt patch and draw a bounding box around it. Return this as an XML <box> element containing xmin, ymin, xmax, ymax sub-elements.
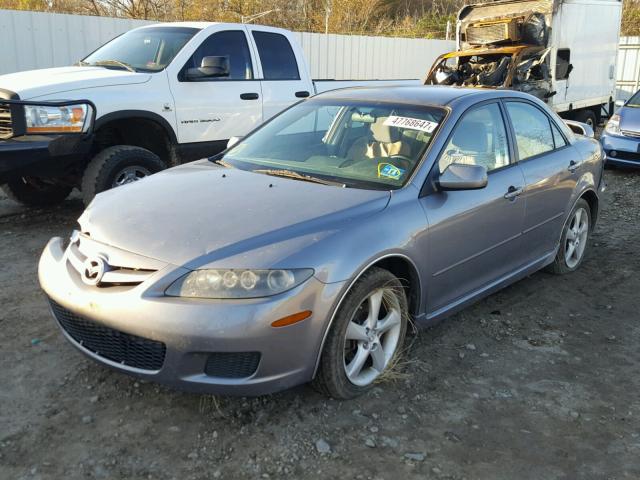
<box><xmin>1</xmin><ymin>170</ymin><xmax>639</xmax><ymax>480</ymax></box>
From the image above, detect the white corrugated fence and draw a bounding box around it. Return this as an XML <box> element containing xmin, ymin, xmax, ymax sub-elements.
<box><xmin>0</xmin><ymin>9</ymin><xmax>452</xmax><ymax>80</ymax></box>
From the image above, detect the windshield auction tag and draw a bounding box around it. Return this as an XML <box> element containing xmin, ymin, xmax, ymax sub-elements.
<box><xmin>383</xmin><ymin>116</ymin><xmax>438</xmax><ymax>133</ymax></box>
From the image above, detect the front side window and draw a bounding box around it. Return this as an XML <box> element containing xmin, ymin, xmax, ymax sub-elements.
<box><xmin>438</xmin><ymin>103</ymin><xmax>510</xmax><ymax>173</ymax></box>
<box><xmin>222</xmin><ymin>100</ymin><xmax>445</xmax><ymax>189</ymax></box>
<box><xmin>506</xmin><ymin>102</ymin><xmax>555</xmax><ymax>160</ymax></box>
<box><xmin>83</xmin><ymin>27</ymin><xmax>198</xmax><ymax>72</ymax></box>
<box><xmin>184</xmin><ymin>31</ymin><xmax>253</xmax><ymax>80</ymax></box>
<box><xmin>252</xmin><ymin>31</ymin><xmax>300</xmax><ymax>80</ymax></box>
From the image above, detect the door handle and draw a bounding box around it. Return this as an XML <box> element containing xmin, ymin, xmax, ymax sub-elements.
<box><xmin>295</xmin><ymin>91</ymin><xmax>310</xmax><ymax>98</ymax></box>
<box><xmin>568</xmin><ymin>160</ymin><xmax>578</xmax><ymax>173</ymax></box>
<box><xmin>240</xmin><ymin>93</ymin><xmax>259</xmax><ymax>100</ymax></box>
<box><xmin>504</xmin><ymin>186</ymin><xmax>524</xmax><ymax>200</ymax></box>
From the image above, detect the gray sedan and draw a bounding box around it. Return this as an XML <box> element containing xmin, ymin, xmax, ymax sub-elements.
<box><xmin>38</xmin><ymin>86</ymin><xmax>605</xmax><ymax>399</ymax></box>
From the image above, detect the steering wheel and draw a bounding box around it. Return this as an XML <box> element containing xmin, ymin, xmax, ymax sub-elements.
<box><xmin>388</xmin><ymin>154</ymin><xmax>412</xmax><ymax>171</ymax></box>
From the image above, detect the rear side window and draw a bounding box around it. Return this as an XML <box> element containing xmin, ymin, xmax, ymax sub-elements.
<box><xmin>506</xmin><ymin>102</ymin><xmax>555</xmax><ymax>161</ymax></box>
<box><xmin>186</xmin><ymin>30</ymin><xmax>253</xmax><ymax>80</ymax></box>
<box><xmin>252</xmin><ymin>31</ymin><xmax>300</xmax><ymax>80</ymax></box>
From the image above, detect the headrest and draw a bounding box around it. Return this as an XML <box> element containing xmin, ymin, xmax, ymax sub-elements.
<box><xmin>371</xmin><ymin>116</ymin><xmax>400</xmax><ymax>143</ymax></box>
<box><xmin>450</xmin><ymin>121</ymin><xmax>488</xmax><ymax>152</ymax></box>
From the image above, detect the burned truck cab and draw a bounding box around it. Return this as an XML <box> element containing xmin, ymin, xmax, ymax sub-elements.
<box><xmin>425</xmin><ymin>2</ymin><xmax>560</xmax><ymax>102</ymax></box>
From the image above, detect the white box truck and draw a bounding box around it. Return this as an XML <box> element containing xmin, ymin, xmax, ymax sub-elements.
<box><xmin>425</xmin><ymin>0</ymin><xmax>623</xmax><ymax>127</ymax></box>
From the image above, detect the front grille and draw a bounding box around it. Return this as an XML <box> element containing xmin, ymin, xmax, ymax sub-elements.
<box><xmin>50</xmin><ymin>299</ymin><xmax>166</xmax><ymax>371</ymax></box>
<box><xmin>205</xmin><ymin>352</ymin><xmax>261</xmax><ymax>378</ymax></box>
<box><xmin>608</xmin><ymin>149</ymin><xmax>640</xmax><ymax>162</ymax></box>
<box><xmin>0</xmin><ymin>104</ymin><xmax>12</xmax><ymax>139</ymax></box>
<box><xmin>621</xmin><ymin>129</ymin><xmax>640</xmax><ymax>139</ymax></box>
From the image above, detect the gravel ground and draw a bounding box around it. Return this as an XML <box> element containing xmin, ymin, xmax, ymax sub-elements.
<box><xmin>1</xmin><ymin>168</ymin><xmax>639</xmax><ymax>480</ymax></box>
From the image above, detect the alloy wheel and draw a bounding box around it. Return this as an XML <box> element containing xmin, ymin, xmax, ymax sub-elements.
<box><xmin>343</xmin><ymin>287</ymin><xmax>403</xmax><ymax>386</ymax></box>
<box><xmin>565</xmin><ymin>207</ymin><xmax>589</xmax><ymax>269</ymax></box>
<box><xmin>112</xmin><ymin>166</ymin><xmax>151</xmax><ymax>187</ymax></box>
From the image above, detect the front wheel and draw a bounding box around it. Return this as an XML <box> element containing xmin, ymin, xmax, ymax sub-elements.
<box><xmin>547</xmin><ymin>199</ymin><xmax>591</xmax><ymax>274</ymax></box>
<box><xmin>1</xmin><ymin>177</ymin><xmax>72</xmax><ymax>207</ymax></box>
<box><xmin>81</xmin><ymin>145</ymin><xmax>165</xmax><ymax>205</ymax></box>
<box><xmin>313</xmin><ymin>267</ymin><xmax>408</xmax><ymax>399</ymax></box>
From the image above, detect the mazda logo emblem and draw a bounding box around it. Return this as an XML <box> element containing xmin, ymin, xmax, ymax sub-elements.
<box><xmin>81</xmin><ymin>256</ymin><xmax>108</xmax><ymax>286</ymax></box>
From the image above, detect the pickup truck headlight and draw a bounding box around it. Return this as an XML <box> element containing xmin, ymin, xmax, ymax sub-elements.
<box><xmin>165</xmin><ymin>268</ymin><xmax>314</xmax><ymax>299</ymax></box>
<box><xmin>24</xmin><ymin>104</ymin><xmax>92</xmax><ymax>134</ymax></box>
<box><xmin>605</xmin><ymin>113</ymin><xmax>621</xmax><ymax>135</ymax></box>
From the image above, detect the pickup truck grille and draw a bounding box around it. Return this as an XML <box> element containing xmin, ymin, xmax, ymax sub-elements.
<box><xmin>0</xmin><ymin>104</ymin><xmax>13</xmax><ymax>139</ymax></box>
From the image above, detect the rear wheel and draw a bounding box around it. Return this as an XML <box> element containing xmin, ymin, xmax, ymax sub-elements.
<box><xmin>313</xmin><ymin>267</ymin><xmax>408</xmax><ymax>399</ymax></box>
<box><xmin>573</xmin><ymin>109</ymin><xmax>597</xmax><ymax>129</ymax></box>
<box><xmin>547</xmin><ymin>199</ymin><xmax>591</xmax><ymax>274</ymax></box>
<box><xmin>1</xmin><ymin>177</ymin><xmax>72</xmax><ymax>207</ymax></box>
<box><xmin>81</xmin><ymin>145</ymin><xmax>165</xmax><ymax>205</ymax></box>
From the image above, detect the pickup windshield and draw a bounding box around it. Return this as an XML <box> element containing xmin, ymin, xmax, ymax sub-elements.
<box><xmin>222</xmin><ymin>100</ymin><xmax>446</xmax><ymax>190</ymax></box>
<box><xmin>82</xmin><ymin>27</ymin><xmax>199</xmax><ymax>72</ymax></box>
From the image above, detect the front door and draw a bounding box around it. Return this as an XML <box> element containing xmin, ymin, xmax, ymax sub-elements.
<box><xmin>420</xmin><ymin>102</ymin><xmax>527</xmax><ymax>314</ymax></box>
<box><xmin>503</xmin><ymin>100</ymin><xmax>578</xmax><ymax>261</ymax></box>
<box><xmin>170</xmin><ymin>29</ymin><xmax>262</xmax><ymax>145</ymax></box>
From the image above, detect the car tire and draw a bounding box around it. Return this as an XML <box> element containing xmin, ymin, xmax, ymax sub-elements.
<box><xmin>572</xmin><ymin>109</ymin><xmax>597</xmax><ymax>129</ymax></box>
<box><xmin>547</xmin><ymin>198</ymin><xmax>591</xmax><ymax>274</ymax></box>
<box><xmin>81</xmin><ymin>146</ymin><xmax>165</xmax><ymax>205</ymax></box>
<box><xmin>313</xmin><ymin>267</ymin><xmax>408</xmax><ymax>399</ymax></box>
<box><xmin>1</xmin><ymin>177</ymin><xmax>72</xmax><ymax>207</ymax></box>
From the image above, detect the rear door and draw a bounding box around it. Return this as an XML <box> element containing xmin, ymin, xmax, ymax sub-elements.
<box><xmin>170</xmin><ymin>28</ymin><xmax>262</xmax><ymax>145</ymax></box>
<box><xmin>420</xmin><ymin>102</ymin><xmax>527</xmax><ymax>314</ymax></box>
<box><xmin>503</xmin><ymin>100</ymin><xmax>578</xmax><ymax>261</ymax></box>
<box><xmin>247</xmin><ymin>28</ymin><xmax>312</xmax><ymax>121</ymax></box>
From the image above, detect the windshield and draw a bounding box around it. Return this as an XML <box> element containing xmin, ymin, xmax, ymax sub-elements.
<box><xmin>627</xmin><ymin>90</ymin><xmax>640</xmax><ymax>108</ymax></box>
<box><xmin>82</xmin><ymin>27</ymin><xmax>199</xmax><ymax>72</ymax></box>
<box><xmin>221</xmin><ymin>100</ymin><xmax>446</xmax><ymax>190</ymax></box>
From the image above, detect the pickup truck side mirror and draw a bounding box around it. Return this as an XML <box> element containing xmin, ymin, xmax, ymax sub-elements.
<box><xmin>438</xmin><ymin>163</ymin><xmax>488</xmax><ymax>191</ymax></box>
<box><xmin>185</xmin><ymin>56</ymin><xmax>230</xmax><ymax>80</ymax></box>
<box><xmin>615</xmin><ymin>99</ymin><xmax>625</xmax><ymax>108</ymax></box>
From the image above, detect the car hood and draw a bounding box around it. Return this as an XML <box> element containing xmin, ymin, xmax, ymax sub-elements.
<box><xmin>0</xmin><ymin>67</ymin><xmax>151</xmax><ymax>100</ymax></box>
<box><xmin>618</xmin><ymin>105</ymin><xmax>640</xmax><ymax>133</ymax></box>
<box><xmin>78</xmin><ymin>161</ymin><xmax>391</xmax><ymax>267</ymax></box>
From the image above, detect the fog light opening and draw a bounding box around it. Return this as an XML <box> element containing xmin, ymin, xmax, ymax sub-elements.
<box><xmin>271</xmin><ymin>310</ymin><xmax>312</xmax><ymax>328</ymax></box>
<box><xmin>609</xmin><ymin>150</ymin><xmax>617</xmax><ymax>158</ymax></box>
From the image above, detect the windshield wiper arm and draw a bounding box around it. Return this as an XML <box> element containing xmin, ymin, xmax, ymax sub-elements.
<box><xmin>91</xmin><ymin>60</ymin><xmax>137</xmax><ymax>72</ymax></box>
<box><xmin>254</xmin><ymin>169</ymin><xmax>346</xmax><ymax>187</ymax></box>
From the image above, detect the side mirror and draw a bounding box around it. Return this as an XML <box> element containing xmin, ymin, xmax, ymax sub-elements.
<box><xmin>185</xmin><ymin>56</ymin><xmax>230</xmax><ymax>80</ymax></box>
<box><xmin>227</xmin><ymin>136</ymin><xmax>243</xmax><ymax>149</ymax></box>
<box><xmin>438</xmin><ymin>163</ymin><xmax>488</xmax><ymax>191</ymax></box>
<box><xmin>615</xmin><ymin>99</ymin><xmax>625</xmax><ymax>107</ymax></box>
<box><xmin>564</xmin><ymin>119</ymin><xmax>594</xmax><ymax>138</ymax></box>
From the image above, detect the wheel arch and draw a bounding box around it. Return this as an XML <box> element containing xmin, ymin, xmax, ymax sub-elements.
<box><xmin>580</xmin><ymin>188</ymin><xmax>599</xmax><ymax>229</ymax></box>
<box><xmin>93</xmin><ymin>111</ymin><xmax>178</xmax><ymax>166</ymax></box>
<box><xmin>312</xmin><ymin>253</ymin><xmax>423</xmax><ymax>377</ymax></box>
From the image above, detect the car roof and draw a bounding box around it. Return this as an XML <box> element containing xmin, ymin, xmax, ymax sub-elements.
<box><xmin>313</xmin><ymin>85</ymin><xmax>537</xmax><ymax>108</ymax></box>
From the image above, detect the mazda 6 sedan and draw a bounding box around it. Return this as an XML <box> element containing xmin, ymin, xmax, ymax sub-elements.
<box><xmin>39</xmin><ymin>86</ymin><xmax>605</xmax><ymax>399</ymax></box>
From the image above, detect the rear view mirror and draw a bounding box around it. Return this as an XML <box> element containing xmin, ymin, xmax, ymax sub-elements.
<box><xmin>564</xmin><ymin>120</ymin><xmax>594</xmax><ymax>138</ymax></box>
<box><xmin>438</xmin><ymin>163</ymin><xmax>488</xmax><ymax>191</ymax></box>
<box><xmin>185</xmin><ymin>56</ymin><xmax>230</xmax><ymax>80</ymax></box>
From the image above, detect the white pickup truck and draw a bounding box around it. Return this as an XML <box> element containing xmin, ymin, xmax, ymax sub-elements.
<box><xmin>0</xmin><ymin>22</ymin><xmax>418</xmax><ymax>206</ymax></box>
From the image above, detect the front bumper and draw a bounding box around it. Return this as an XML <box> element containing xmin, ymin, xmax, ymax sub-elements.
<box><xmin>0</xmin><ymin>134</ymin><xmax>93</xmax><ymax>182</ymax></box>
<box><xmin>38</xmin><ymin>237</ymin><xmax>345</xmax><ymax>395</ymax></box>
<box><xmin>600</xmin><ymin>131</ymin><xmax>640</xmax><ymax>168</ymax></box>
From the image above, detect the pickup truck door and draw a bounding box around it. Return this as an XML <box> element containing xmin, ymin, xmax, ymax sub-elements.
<box><xmin>246</xmin><ymin>27</ymin><xmax>313</xmax><ymax>121</ymax></box>
<box><xmin>168</xmin><ymin>28</ymin><xmax>262</xmax><ymax>146</ymax></box>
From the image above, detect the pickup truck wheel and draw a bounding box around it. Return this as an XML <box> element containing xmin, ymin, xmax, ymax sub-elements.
<box><xmin>313</xmin><ymin>267</ymin><xmax>408</xmax><ymax>399</ymax></box>
<box><xmin>1</xmin><ymin>177</ymin><xmax>72</xmax><ymax>207</ymax></box>
<box><xmin>81</xmin><ymin>146</ymin><xmax>165</xmax><ymax>205</ymax></box>
<box><xmin>572</xmin><ymin>109</ymin><xmax>597</xmax><ymax>128</ymax></box>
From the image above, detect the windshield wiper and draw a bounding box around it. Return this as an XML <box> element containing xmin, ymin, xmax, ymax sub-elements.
<box><xmin>253</xmin><ymin>169</ymin><xmax>346</xmax><ymax>187</ymax></box>
<box><xmin>91</xmin><ymin>60</ymin><xmax>137</xmax><ymax>72</ymax></box>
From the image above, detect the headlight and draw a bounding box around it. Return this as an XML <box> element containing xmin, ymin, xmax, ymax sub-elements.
<box><xmin>165</xmin><ymin>268</ymin><xmax>314</xmax><ymax>299</ymax></box>
<box><xmin>605</xmin><ymin>113</ymin><xmax>621</xmax><ymax>135</ymax></box>
<box><xmin>24</xmin><ymin>104</ymin><xmax>92</xmax><ymax>134</ymax></box>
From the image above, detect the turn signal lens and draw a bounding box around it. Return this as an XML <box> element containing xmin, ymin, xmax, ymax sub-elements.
<box><xmin>271</xmin><ymin>310</ymin><xmax>312</xmax><ymax>328</ymax></box>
